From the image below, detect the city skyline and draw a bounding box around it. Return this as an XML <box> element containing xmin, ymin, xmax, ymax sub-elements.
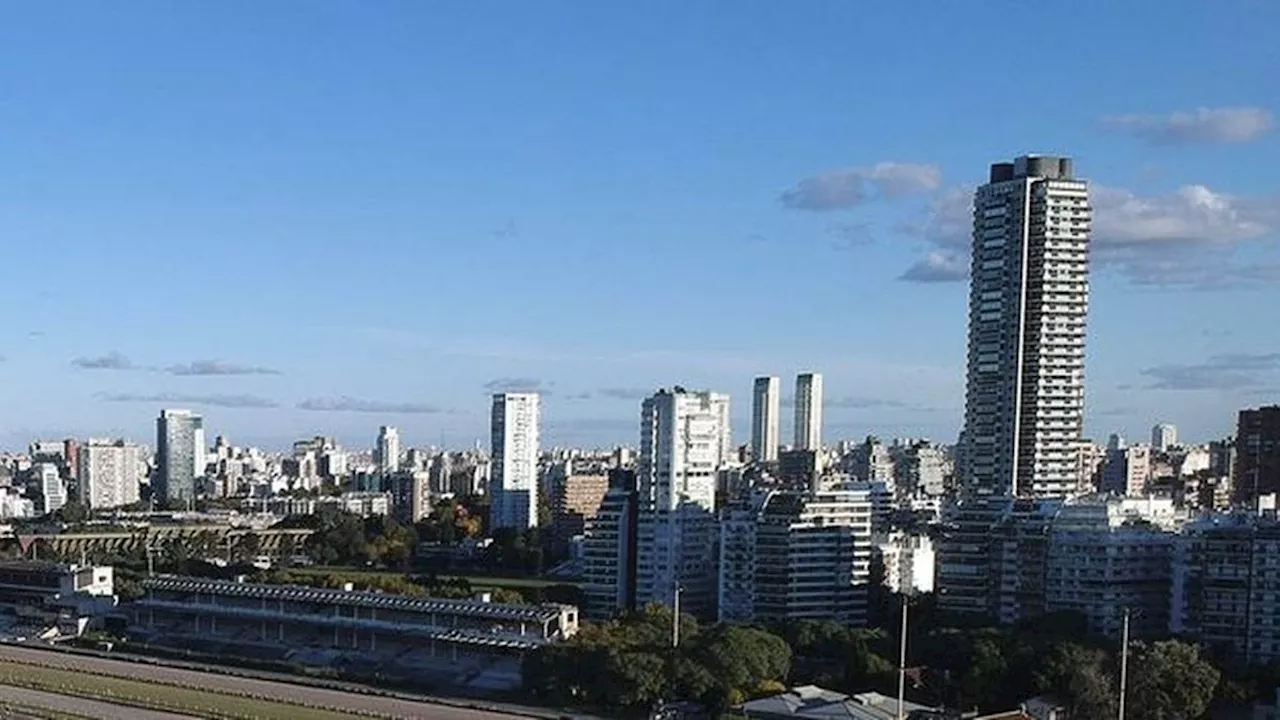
<box><xmin>3</xmin><ymin>3</ymin><xmax>1278</xmax><ymax>450</ymax></box>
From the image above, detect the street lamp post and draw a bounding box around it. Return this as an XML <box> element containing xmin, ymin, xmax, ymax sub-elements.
<box><xmin>897</xmin><ymin>598</ymin><xmax>909</xmax><ymax>720</ymax></box>
<box><xmin>1118</xmin><ymin>608</ymin><xmax>1130</xmax><ymax>720</ymax></box>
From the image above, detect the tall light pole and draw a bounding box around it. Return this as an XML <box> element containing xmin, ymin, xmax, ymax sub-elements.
<box><xmin>1117</xmin><ymin>608</ymin><xmax>1130</xmax><ymax>720</ymax></box>
<box><xmin>897</xmin><ymin>598</ymin><xmax>909</xmax><ymax>720</ymax></box>
<box><xmin>672</xmin><ymin>584</ymin><xmax>683</xmax><ymax>648</ymax></box>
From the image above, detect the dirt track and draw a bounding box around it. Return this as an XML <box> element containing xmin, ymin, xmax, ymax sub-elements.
<box><xmin>0</xmin><ymin>683</ymin><xmax>197</xmax><ymax>719</ymax></box>
<box><xmin>0</xmin><ymin>646</ymin><xmax>546</xmax><ymax>719</ymax></box>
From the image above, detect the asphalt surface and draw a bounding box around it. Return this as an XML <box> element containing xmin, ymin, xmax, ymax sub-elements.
<box><xmin>0</xmin><ymin>684</ymin><xmax>197</xmax><ymax>719</ymax></box>
<box><xmin>0</xmin><ymin>646</ymin><xmax>549</xmax><ymax>719</ymax></box>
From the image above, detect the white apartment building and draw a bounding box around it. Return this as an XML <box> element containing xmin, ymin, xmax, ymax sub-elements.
<box><xmin>635</xmin><ymin>388</ymin><xmax>729</xmax><ymax>618</ymax></box>
<box><xmin>1044</xmin><ymin>497</ymin><xmax>1183</xmax><ymax>638</ymax></box>
<box><xmin>960</xmin><ymin>155</ymin><xmax>1091</xmax><ymax>498</ymax></box>
<box><xmin>0</xmin><ymin>489</ymin><xmax>34</xmax><ymax>519</ymax></box>
<box><xmin>876</xmin><ymin>531</ymin><xmax>935</xmax><ymax>596</ymax></box>
<box><xmin>375</xmin><ymin>426</ymin><xmax>401</xmax><ymax>474</ymax></box>
<box><xmin>78</xmin><ymin>439</ymin><xmax>143</xmax><ymax>510</ymax></box>
<box><xmin>37</xmin><ymin>463</ymin><xmax>66</xmax><ymax>515</ymax></box>
<box><xmin>1151</xmin><ymin>423</ymin><xmax>1178</xmax><ymax>452</ymax></box>
<box><xmin>489</xmin><ymin>393</ymin><xmax>540</xmax><ymax>531</ymax></box>
<box><xmin>718</xmin><ymin>488</ymin><xmax>873</xmax><ymax>625</ymax></box>
<box><xmin>939</xmin><ymin>494</ymin><xmax>1184</xmax><ymax>635</ymax></box>
<box><xmin>751</xmin><ymin>376</ymin><xmax>781</xmax><ymax>463</ymax></box>
<box><xmin>794</xmin><ymin>373</ymin><xmax>823</xmax><ymax>451</ymax></box>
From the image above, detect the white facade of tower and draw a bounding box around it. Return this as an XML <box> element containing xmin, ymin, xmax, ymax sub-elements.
<box><xmin>489</xmin><ymin>393</ymin><xmax>541</xmax><ymax>531</ymax></box>
<box><xmin>37</xmin><ymin>463</ymin><xmax>65</xmax><ymax>515</ymax></box>
<box><xmin>376</xmin><ymin>426</ymin><xmax>401</xmax><ymax>474</ymax></box>
<box><xmin>1151</xmin><ymin>423</ymin><xmax>1178</xmax><ymax>452</ymax></box>
<box><xmin>636</xmin><ymin>388</ymin><xmax>730</xmax><ymax>618</ymax></box>
<box><xmin>794</xmin><ymin>372</ymin><xmax>823</xmax><ymax>451</ymax></box>
<box><xmin>960</xmin><ymin>155</ymin><xmax>1091</xmax><ymax>498</ymax></box>
<box><xmin>751</xmin><ymin>376</ymin><xmax>781</xmax><ymax>462</ymax></box>
<box><xmin>79</xmin><ymin>439</ymin><xmax>143</xmax><ymax>510</ymax></box>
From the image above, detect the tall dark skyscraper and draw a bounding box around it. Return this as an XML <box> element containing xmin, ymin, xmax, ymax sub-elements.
<box><xmin>1234</xmin><ymin>405</ymin><xmax>1280</xmax><ymax>507</ymax></box>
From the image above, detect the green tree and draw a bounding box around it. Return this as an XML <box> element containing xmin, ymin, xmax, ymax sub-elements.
<box><xmin>1128</xmin><ymin>640</ymin><xmax>1220</xmax><ymax>720</ymax></box>
<box><xmin>53</xmin><ymin>500</ymin><xmax>89</xmax><ymax>525</ymax></box>
<box><xmin>1035</xmin><ymin>643</ymin><xmax>1117</xmax><ymax>720</ymax></box>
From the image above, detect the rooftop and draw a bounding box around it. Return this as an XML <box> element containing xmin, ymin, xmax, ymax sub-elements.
<box><xmin>741</xmin><ymin>686</ymin><xmax>935</xmax><ymax>720</ymax></box>
<box><xmin>141</xmin><ymin>575</ymin><xmax>571</xmax><ymax>623</ymax></box>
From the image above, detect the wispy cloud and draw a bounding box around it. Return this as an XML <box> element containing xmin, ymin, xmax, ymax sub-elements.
<box><xmin>826</xmin><ymin>222</ymin><xmax>875</xmax><ymax>249</ymax></box>
<box><xmin>898</xmin><ymin>182</ymin><xmax>1280</xmax><ymax>288</ymax></box>
<box><xmin>297</xmin><ymin>396</ymin><xmax>446</xmax><ymax>414</ymax></box>
<box><xmin>597</xmin><ymin>387</ymin><xmax>652</xmax><ymax>401</ymax></box>
<box><xmin>899</xmin><ymin>251</ymin><xmax>968</xmax><ymax>283</ymax></box>
<box><xmin>781</xmin><ymin>162</ymin><xmax>941</xmax><ymax>211</ymax></box>
<box><xmin>72</xmin><ymin>352</ymin><xmax>135</xmax><ymax>370</ymax></box>
<box><xmin>1103</xmin><ymin>107</ymin><xmax>1274</xmax><ymax>145</ymax></box>
<box><xmin>780</xmin><ymin>395</ymin><xmax>930</xmax><ymax>411</ymax></box>
<box><xmin>482</xmin><ymin>377</ymin><xmax>550</xmax><ymax>394</ymax></box>
<box><xmin>165</xmin><ymin>360</ymin><xmax>281</xmax><ymax>376</ymax></box>
<box><xmin>99</xmin><ymin>392</ymin><xmax>279</xmax><ymax>409</ymax></box>
<box><xmin>1140</xmin><ymin>352</ymin><xmax>1280</xmax><ymax>390</ymax></box>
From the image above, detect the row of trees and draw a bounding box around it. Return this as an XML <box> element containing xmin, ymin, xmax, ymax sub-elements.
<box><xmin>525</xmin><ymin>606</ymin><xmax>1235</xmax><ymax>720</ymax></box>
<box><xmin>524</xmin><ymin>604</ymin><xmax>790</xmax><ymax>714</ymax></box>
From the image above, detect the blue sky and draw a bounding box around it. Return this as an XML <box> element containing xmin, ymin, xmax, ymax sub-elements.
<box><xmin>2</xmin><ymin>2</ymin><xmax>1278</xmax><ymax>451</ymax></box>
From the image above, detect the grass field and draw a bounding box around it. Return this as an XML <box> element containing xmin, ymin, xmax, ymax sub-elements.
<box><xmin>0</xmin><ymin>660</ymin><xmax>368</xmax><ymax>720</ymax></box>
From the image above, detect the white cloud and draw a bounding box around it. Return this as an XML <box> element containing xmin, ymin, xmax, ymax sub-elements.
<box><xmin>899</xmin><ymin>182</ymin><xmax>1279</xmax><ymax>287</ymax></box>
<box><xmin>1104</xmin><ymin>107</ymin><xmax>1274</xmax><ymax>145</ymax></box>
<box><xmin>900</xmin><ymin>251</ymin><xmax>968</xmax><ymax>283</ymax></box>
<box><xmin>781</xmin><ymin>162</ymin><xmax>941</xmax><ymax>211</ymax></box>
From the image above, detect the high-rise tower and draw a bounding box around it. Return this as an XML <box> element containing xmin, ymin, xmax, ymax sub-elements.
<box><xmin>156</xmin><ymin>409</ymin><xmax>204</xmax><ymax>506</ymax></box>
<box><xmin>489</xmin><ymin>393</ymin><xmax>541</xmax><ymax>531</ymax></box>
<box><xmin>751</xmin><ymin>376</ymin><xmax>781</xmax><ymax>462</ymax></box>
<box><xmin>635</xmin><ymin>387</ymin><xmax>730</xmax><ymax>618</ymax></box>
<box><xmin>960</xmin><ymin>155</ymin><xmax>1091</xmax><ymax>498</ymax></box>
<box><xmin>794</xmin><ymin>373</ymin><xmax>823</xmax><ymax>451</ymax></box>
<box><xmin>376</xmin><ymin>426</ymin><xmax>401</xmax><ymax>474</ymax></box>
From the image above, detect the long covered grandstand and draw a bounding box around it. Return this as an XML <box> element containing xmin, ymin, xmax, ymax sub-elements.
<box><xmin>129</xmin><ymin>575</ymin><xmax>579</xmax><ymax>692</ymax></box>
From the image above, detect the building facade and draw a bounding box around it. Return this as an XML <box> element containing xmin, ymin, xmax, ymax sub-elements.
<box><xmin>719</xmin><ymin>488</ymin><xmax>873</xmax><ymax>625</ymax></box>
<box><xmin>156</xmin><ymin>409</ymin><xmax>204</xmax><ymax>505</ymax></box>
<box><xmin>376</xmin><ymin>426</ymin><xmax>401</xmax><ymax>475</ymax></box>
<box><xmin>78</xmin><ymin>439</ymin><xmax>143</xmax><ymax>510</ymax></box>
<box><xmin>36</xmin><ymin>463</ymin><xmax>65</xmax><ymax>515</ymax></box>
<box><xmin>751</xmin><ymin>376</ymin><xmax>781</xmax><ymax>463</ymax></box>
<box><xmin>489</xmin><ymin>393</ymin><xmax>541</xmax><ymax>531</ymax></box>
<box><xmin>1235</xmin><ymin>406</ymin><xmax>1280</xmax><ymax>508</ymax></box>
<box><xmin>1172</xmin><ymin>514</ymin><xmax>1280</xmax><ymax>664</ymax></box>
<box><xmin>959</xmin><ymin>155</ymin><xmax>1091</xmax><ymax>498</ymax></box>
<box><xmin>794</xmin><ymin>373</ymin><xmax>823</xmax><ymax>451</ymax></box>
<box><xmin>635</xmin><ymin>388</ymin><xmax>729</xmax><ymax>618</ymax></box>
<box><xmin>1151</xmin><ymin>423</ymin><xmax>1178</xmax><ymax>452</ymax></box>
<box><xmin>582</xmin><ymin>468</ymin><xmax>638</xmax><ymax>620</ymax></box>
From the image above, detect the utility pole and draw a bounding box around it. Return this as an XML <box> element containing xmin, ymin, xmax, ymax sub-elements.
<box><xmin>1118</xmin><ymin>608</ymin><xmax>1130</xmax><ymax>720</ymax></box>
<box><xmin>897</xmin><ymin>599</ymin><xmax>909</xmax><ymax>720</ymax></box>
<box><xmin>672</xmin><ymin>584</ymin><xmax>682</xmax><ymax>648</ymax></box>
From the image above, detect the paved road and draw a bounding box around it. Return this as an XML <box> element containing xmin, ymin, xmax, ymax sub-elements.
<box><xmin>0</xmin><ymin>684</ymin><xmax>197</xmax><ymax>719</ymax></box>
<box><xmin>0</xmin><ymin>646</ymin><xmax>545</xmax><ymax>719</ymax></box>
